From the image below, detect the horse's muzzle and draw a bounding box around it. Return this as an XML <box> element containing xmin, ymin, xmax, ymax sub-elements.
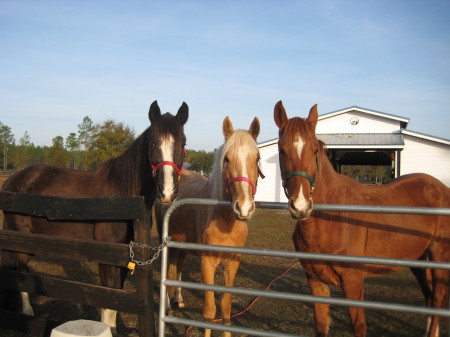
<box><xmin>157</xmin><ymin>185</ymin><xmax>178</xmax><ymax>205</ymax></box>
<box><xmin>288</xmin><ymin>197</ymin><xmax>313</xmax><ymax>220</ymax></box>
<box><xmin>233</xmin><ymin>200</ymin><xmax>256</xmax><ymax>221</ymax></box>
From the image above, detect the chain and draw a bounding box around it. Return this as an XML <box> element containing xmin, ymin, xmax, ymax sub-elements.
<box><xmin>128</xmin><ymin>236</ymin><xmax>172</xmax><ymax>269</ymax></box>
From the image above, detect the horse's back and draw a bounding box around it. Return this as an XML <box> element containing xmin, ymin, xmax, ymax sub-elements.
<box><xmin>2</xmin><ymin>164</ymin><xmax>99</xmax><ymax>197</ymax></box>
<box><xmin>381</xmin><ymin>172</ymin><xmax>450</xmax><ymax>208</ymax></box>
<box><xmin>1</xmin><ymin>164</ymin><xmax>105</xmax><ymax>239</ymax></box>
<box><xmin>177</xmin><ymin>170</ymin><xmax>209</xmax><ymax>199</ymax></box>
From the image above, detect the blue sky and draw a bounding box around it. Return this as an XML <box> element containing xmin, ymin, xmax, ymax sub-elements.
<box><xmin>1</xmin><ymin>1</ymin><xmax>449</xmax><ymax>151</ymax></box>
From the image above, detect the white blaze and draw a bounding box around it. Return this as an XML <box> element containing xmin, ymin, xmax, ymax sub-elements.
<box><xmin>235</xmin><ymin>146</ymin><xmax>254</xmax><ymax>218</ymax></box>
<box><xmin>292</xmin><ymin>137</ymin><xmax>309</xmax><ymax>212</ymax></box>
<box><xmin>161</xmin><ymin>135</ymin><xmax>175</xmax><ymax>200</ymax></box>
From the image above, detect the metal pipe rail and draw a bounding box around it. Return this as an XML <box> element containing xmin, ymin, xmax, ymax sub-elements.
<box><xmin>168</xmin><ymin>241</ymin><xmax>450</xmax><ymax>270</ymax></box>
<box><xmin>158</xmin><ymin>198</ymin><xmax>450</xmax><ymax>337</ymax></box>
<box><xmin>164</xmin><ymin>279</ymin><xmax>450</xmax><ymax>317</ymax></box>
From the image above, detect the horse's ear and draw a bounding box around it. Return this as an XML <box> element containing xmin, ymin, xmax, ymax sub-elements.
<box><xmin>249</xmin><ymin>117</ymin><xmax>260</xmax><ymax>140</ymax></box>
<box><xmin>306</xmin><ymin>104</ymin><xmax>319</xmax><ymax>133</ymax></box>
<box><xmin>177</xmin><ymin>102</ymin><xmax>189</xmax><ymax>126</ymax></box>
<box><xmin>274</xmin><ymin>100</ymin><xmax>288</xmax><ymax>128</ymax></box>
<box><xmin>223</xmin><ymin>116</ymin><xmax>234</xmax><ymax>141</ymax></box>
<box><xmin>149</xmin><ymin>100</ymin><xmax>161</xmax><ymax>124</ymax></box>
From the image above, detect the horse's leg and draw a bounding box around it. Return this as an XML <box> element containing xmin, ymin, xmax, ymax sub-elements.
<box><xmin>341</xmin><ymin>272</ymin><xmax>366</xmax><ymax>337</ymax></box>
<box><xmin>174</xmin><ymin>251</ymin><xmax>187</xmax><ymax>309</ymax></box>
<box><xmin>220</xmin><ymin>255</ymin><xmax>241</xmax><ymax>337</ymax></box>
<box><xmin>201</xmin><ymin>253</ymin><xmax>220</xmax><ymax>337</ymax></box>
<box><xmin>17</xmin><ymin>252</ymin><xmax>34</xmax><ymax>316</ymax></box>
<box><xmin>166</xmin><ymin>249</ymin><xmax>179</xmax><ymax>314</ymax></box>
<box><xmin>2</xmin><ymin>250</ymin><xmax>34</xmax><ymax>315</ymax></box>
<box><xmin>411</xmin><ymin>266</ymin><xmax>432</xmax><ymax>307</ymax></box>
<box><xmin>2</xmin><ymin>214</ymin><xmax>34</xmax><ymax>315</ymax></box>
<box><xmin>426</xmin><ymin>268</ymin><xmax>448</xmax><ymax>337</ymax></box>
<box><xmin>411</xmin><ymin>266</ymin><xmax>436</xmax><ymax>336</ymax></box>
<box><xmin>426</xmin><ymin>236</ymin><xmax>450</xmax><ymax>337</ymax></box>
<box><xmin>98</xmin><ymin>264</ymin><xmax>127</xmax><ymax>333</ymax></box>
<box><xmin>95</xmin><ymin>221</ymin><xmax>130</xmax><ymax>333</ymax></box>
<box><xmin>306</xmin><ymin>275</ymin><xmax>331</xmax><ymax>337</ymax></box>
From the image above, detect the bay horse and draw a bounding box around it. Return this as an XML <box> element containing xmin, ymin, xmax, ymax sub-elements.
<box><xmin>1</xmin><ymin>100</ymin><xmax>188</xmax><ymax>332</ymax></box>
<box><xmin>273</xmin><ymin>101</ymin><xmax>450</xmax><ymax>337</ymax></box>
<box><xmin>156</xmin><ymin>116</ymin><xmax>261</xmax><ymax>337</ymax></box>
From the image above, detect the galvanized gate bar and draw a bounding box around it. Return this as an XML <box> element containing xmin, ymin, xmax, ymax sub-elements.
<box><xmin>257</xmin><ymin>201</ymin><xmax>450</xmax><ymax>216</ymax></box>
<box><xmin>165</xmin><ymin>279</ymin><xmax>450</xmax><ymax>317</ymax></box>
<box><xmin>159</xmin><ymin>198</ymin><xmax>450</xmax><ymax>337</ymax></box>
<box><xmin>168</xmin><ymin>241</ymin><xmax>450</xmax><ymax>270</ymax></box>
<box><xmin>163</xmin><ymin>316</ymin><xmax>304</xmax><ymax>337</ymax></box>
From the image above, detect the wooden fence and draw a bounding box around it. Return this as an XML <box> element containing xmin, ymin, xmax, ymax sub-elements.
<box><xmin>0</xmin><ymin>191</ymin><xmax>155</xmax><ymax>337</ymax></box>
<box><xmin>0</xmin><ymin>171</ymin><xmax>15</xmax><ymax>178</ymax></box>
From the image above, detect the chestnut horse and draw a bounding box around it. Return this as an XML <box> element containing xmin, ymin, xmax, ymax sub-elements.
<box><xmin>156</xmin><ymin>116</ymin><xmax>261</xmax><ymax>337</ymax></box>
<box><xmin>274</xmin><ymin>101</ymin><xmax>450</xmax><ymax>337</ymax></box>
<box><xmin>1</xmin><ymin>101</ymin><xmax>188</xmax><ymax>332</ymax></box>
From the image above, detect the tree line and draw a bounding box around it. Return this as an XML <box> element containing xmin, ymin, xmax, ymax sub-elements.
<box><xmin>0</xmin><ymin>118</ymin><xmax>215</xmax><ymax>175</ymax></box>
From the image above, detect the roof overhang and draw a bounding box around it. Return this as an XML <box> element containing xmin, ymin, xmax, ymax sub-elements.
<box><xmin>318</xmin><ymin>133</ymin><xmax>405</xmax><ymax>150</ymax></box>
<box><xmin>401</xmin><ymin>129</ymin><xmax>450</xmax><ymax>146</ymax></box>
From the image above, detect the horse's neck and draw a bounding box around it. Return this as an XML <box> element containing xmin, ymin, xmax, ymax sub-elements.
<box><xmin>99</xmin><ymin>137</ymin><xmax>153</xmax><ymax>196</ymax></box>
<box><xmin>314</xmin><ymin>153</ymin><xmax>346</xmax><ymax>202</ymax></box>
<box><xmin>207</xmin><ymin>148</ymin><xmax>228</xmax><ymax>201</ymax></box>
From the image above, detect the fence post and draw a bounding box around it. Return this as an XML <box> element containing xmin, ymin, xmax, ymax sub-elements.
<box><xmin>133</xmin><ymin>198</ymin><xmax>154</xmax><ymax>337</ymax></box>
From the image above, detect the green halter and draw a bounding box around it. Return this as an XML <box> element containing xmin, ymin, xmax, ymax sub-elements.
<box><xmin>281</xmin><ymin>151</ymin><xmax>320</xmax><ymax>198</ymax></box>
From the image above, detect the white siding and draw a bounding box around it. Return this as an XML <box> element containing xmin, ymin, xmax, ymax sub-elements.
<box><xmin>317</xmin><ymin>111</ymin><xmax>400</xmax><ymax>134</ymax></box>
<box><xmin>400</xmin><ymin>135</ymin><xmax>450</xmax><ymax>187</ymax></box>
<box><xmin>257</xmin><ymin>143</ymin><xmax>287</xmax><ymax>202</ymax></box>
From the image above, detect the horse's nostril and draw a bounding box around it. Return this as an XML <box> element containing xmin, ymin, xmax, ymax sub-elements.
<box><xmin>289</xmin><ymin>198</ymin><xmax>298</xmax><ymax>212</ymax></box>
<box><xmin>233</xmin><ymin>201</ymin><xmax>241</xmax><ymax>214</ymax></box>
<box><xmin>250</xmin><ymin>201</ymin><xmax>256</xmax><ymax>214</ymax></box>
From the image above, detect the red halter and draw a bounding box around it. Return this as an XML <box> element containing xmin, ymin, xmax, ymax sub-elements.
<box><xmin>150</xmin><ymin>148</ymin><xmax>186</xmax><ymax>181</ymax></box>
<box><xmin>225</xmin><ymin>168</ymin><xmax>265</xmax><ymax>200</ymax></box>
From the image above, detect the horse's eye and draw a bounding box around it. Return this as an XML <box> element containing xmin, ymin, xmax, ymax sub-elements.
<box><xmin>224</xmin><ymin>156</ymin><xmax>229</xmax><ymax>163</ymax></box>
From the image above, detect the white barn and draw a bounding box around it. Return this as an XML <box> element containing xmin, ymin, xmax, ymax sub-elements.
<box><xmin>257</xmin><ymin>106</ymin><xmax>450</xmax><ymax>203</ymax></box>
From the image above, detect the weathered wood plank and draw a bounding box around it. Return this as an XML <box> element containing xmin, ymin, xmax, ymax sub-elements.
<box><xmin>134</xmin><ymin>209</ymin><xmax>155</xmax><ymax>337</ymax></box>
<box><xmin>0</xmin><ymin>230</ymin><xmax>131</xmax><ymax>266</ymax></box>
<box><xmin>0</xmin><ymin>269</ymin><xmax>146</xmax><ymax>315</ymax></box>
<box><xmin>0</xmin><ymin>191</ymin><xmax>146</xmax><ymax>220</ymax></box>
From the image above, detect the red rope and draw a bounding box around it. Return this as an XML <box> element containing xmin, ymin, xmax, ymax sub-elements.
<box><xmin>185</xmin><ymin>260</ymin><xmax>301</xmax><ymax>336</ymax></box>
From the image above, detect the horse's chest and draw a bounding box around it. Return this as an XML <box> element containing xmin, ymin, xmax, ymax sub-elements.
<box><xmin>204</xmin><ymin>220</ymin><xmax>248</xmax><ymax>247</ymax></box>
<box><xmin>294</xmin><ymin>222</ymin><xmax>323</xmax><ymax>252</ymax></box>
<box><xmin>303</xmin><ymin>262</ymin><xmax>341</xmax><ymax>286</ymax></box>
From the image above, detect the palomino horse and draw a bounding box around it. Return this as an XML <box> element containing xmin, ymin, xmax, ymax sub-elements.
<box><xmin>1</xmin><ymin>101</ymin><xmax>188</xmax><ymax>332</ymax></box>
<box><xmin>156</xmin><ymin>116</ymin><xmax>262</xmax><ymax>337</ymax></box>
<box><xmin>274</xmin><ymin>101</ymin><xmax>450</xmax><ymax>337</ymax></box>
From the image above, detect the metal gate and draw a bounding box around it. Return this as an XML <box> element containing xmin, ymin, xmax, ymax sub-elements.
<box><xmin>158</xmin><ymin>198</ymin><xmax>450</xmax><ymax>337</ymax></box>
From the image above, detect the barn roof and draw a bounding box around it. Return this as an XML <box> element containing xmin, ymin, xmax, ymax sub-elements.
<box><xmin>319</xmin><ymin>106</ymin><xmax>409</xmax><ymax>129</ymax></box>
<box><xmin>258</xmin><ymin>133</ymin><xmax>405</xmax><ymax>150</ymax></box>
<box><xmin>318</xmin><ymin>133</ymin><xmax>404</xmax><ymax>149</ymax></box>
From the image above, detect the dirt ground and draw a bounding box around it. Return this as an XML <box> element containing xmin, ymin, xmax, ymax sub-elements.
<box><xmin>0</xmin><ymin>175</ymin><xmax>447</xmax><ymax>336</ymax></box>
